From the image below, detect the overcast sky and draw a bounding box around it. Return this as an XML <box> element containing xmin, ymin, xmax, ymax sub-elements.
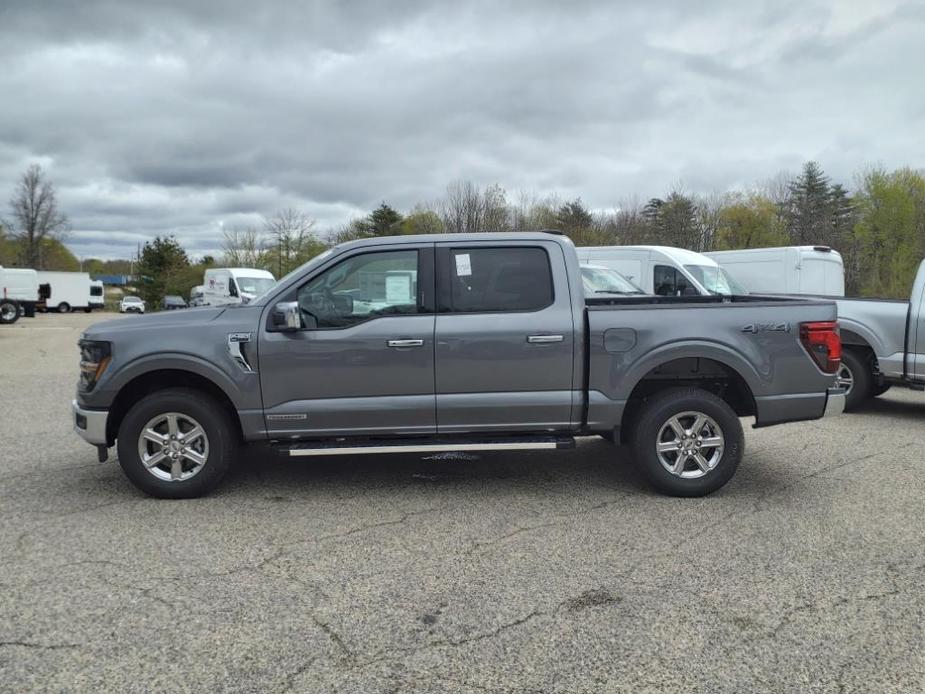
<box><xmin>1</xmin><ymin>0</ymin><xmax>923</xmax><ymax>260</ymax></box>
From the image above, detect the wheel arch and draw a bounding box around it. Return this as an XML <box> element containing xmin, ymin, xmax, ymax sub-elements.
<box><xmin>616</xmin><ymin>354</ymin><xmax>757</xmax><ymax>444</ymax></box>
<box><xmin>105</xmin><ymin>368</ymin><xmax>244</xmax><ymax>445</ymax></box>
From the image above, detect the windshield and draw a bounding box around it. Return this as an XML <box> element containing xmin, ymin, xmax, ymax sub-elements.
<box><xmin>252</xmin><ymin>249</ymin><xmax>335</xmax><ymax>304</ymax></box>
<box><xmin>581</xmin><ymin>266</ymin><xmax>646</xmax><ymax>295</ymax></box>
<box><xmin>124</xmin><ymin>296</ymin><xmax>142</xmax><ymax>303</ymax></box>
<box><xmin>683</xmin><ymin>265</ymin><xmax>749</xmax><ymax>295</ymax></box>
<box><xmin>236</xmin><ymin>276</ymin><xmax>277</xmax><ymax>296</ymax></box>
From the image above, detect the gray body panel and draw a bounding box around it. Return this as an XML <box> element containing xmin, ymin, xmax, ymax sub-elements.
<box><xmin>75</xmin><ymin>232</ymin><xmax>841</xmax><ymax>448</ymax></box>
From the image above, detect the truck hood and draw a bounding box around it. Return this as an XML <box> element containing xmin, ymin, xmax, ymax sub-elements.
<box><xmin>82</xmin><ymin>307</ymin><xmax>227</xmax><ymax>339</ymax></box>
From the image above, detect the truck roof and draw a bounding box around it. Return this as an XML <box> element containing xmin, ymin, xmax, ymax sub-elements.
<box><xmin>334</xmin><ymin>231</ymin><xmax>575</xmax><ymax>253</ymax></box>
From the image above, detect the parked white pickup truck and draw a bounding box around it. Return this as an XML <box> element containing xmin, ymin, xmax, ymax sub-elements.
<box><xmin>835</xmin><ymin>259</ymin><xmax>925</xmax><ymax>409</ymax></box>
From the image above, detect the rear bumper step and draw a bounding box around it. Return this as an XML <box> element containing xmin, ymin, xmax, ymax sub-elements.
<box><xmin>281</xmin><ymin>436</ymin><xmax>576</xmax><ymax>457</ymax></box>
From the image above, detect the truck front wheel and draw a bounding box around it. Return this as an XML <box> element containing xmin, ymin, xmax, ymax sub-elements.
<box><xmin>837</xmin><ymin>349</ymin><xmax>872</xmax><ymax>411</ymax></box>
<box><xmin>0</xmin><ymin>299</ymin><xmax>20</xmax><ymax>324</ymax></box>
<box><xmin>630</xmin><ymin>388</ymin><xmax>744</xmax><ymax>497</ymax></box>
<box><xmin>116</xmin><ymin>387</ymin><xmax>237</xmax><ymax>498</ymax></box>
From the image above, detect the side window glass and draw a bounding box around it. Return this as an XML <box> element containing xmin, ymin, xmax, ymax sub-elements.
<box><xmin>653</xmin><ymin>265</ymin><xmax>677</xmax><ymax>296</ymax></box>
<box><xmin>228</xmin><ymin>280</ymin><xmax>238</xmax><ymax>298</ymax></box>
<box><xmin>448</xmin><ymin>247</ymin><xmax>553</xmax><ymax>312</ymax></box>
<box><xmin>297</xmin><ymin>250</ymin><xmax>419</xmax><ymax>328</ymax></box>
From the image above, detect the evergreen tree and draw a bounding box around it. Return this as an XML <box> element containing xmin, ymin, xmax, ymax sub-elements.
<box><xmin>785</xmin><ymin>161</ymin><xmax>832</xmax><ymax>245</ymax></box>
<box><xmin>366</xmin><ymin>202</ymin><xmax>404</xmax><ymax>236</ymax></box>
<box><xmin>135</xmin><ymin>236</ymin><xmax>190</xmax><ymax>307</ymax></box>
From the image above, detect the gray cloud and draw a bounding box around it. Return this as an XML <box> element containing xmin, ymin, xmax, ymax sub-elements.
<box><xmin>1</xmin><ymin>0</ymin><xmax>923</xmax><ymax>259</ymax></box>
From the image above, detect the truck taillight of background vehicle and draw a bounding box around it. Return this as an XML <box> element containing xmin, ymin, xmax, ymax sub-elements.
<box><xmin>799</xmin><ymin>321</ymin><xmax>841</xmax><ymax>374</ymax></box>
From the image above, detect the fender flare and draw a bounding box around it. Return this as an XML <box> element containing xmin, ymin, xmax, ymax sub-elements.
<box><xmin>105</xmin><ymin>353</ymin><xmax>247</xmax><ymax>411</ymax></box>
<box><xmin>614</xmin><ymin>339</ymin><xmax>766</xmax><ymax>402</ymax></box>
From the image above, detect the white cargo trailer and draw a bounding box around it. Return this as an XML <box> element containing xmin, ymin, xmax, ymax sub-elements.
<box><xmin>36</xmin><ymin>271</ymin><xmax>93</xmax><ymax>313</ymax></box>
<box><xmin>704</xmin><ymin>246</ymin><xmax>845</xmax><ymax>297</ymax></box>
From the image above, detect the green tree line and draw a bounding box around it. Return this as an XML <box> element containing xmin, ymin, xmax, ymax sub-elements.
<box><xmin>7</xmin><ymin>161</ymin><xmax>925</xmax><ymax>305</ymax></box>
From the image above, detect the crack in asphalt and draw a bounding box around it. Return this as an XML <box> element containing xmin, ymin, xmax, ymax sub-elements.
<box><xmin>463</xmin><ymin>495</ymin><xmax>630</xmax><ymax>556</ymax></box>
<box><xmin>770</xmin><ymin>588</ymin><xmax>904</xmax><ymax>637</ymax></box>
<box><xmin>0</xmin><ymin>640</ymin><xmax>79</xmax><ymax>650</ymax></box>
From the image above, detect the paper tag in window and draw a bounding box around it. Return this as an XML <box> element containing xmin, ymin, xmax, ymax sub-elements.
<box><xmin>455</xmin><ymin>253</ymin><xmax>472</xmax><ymax>276</ymax></box>
<box><xmin>385</xmin><ymin>275</ymin><xmax>412</xmax><ymax>303</ymax></box>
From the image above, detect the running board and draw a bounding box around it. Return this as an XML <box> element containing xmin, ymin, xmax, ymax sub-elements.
<box><xmin>282</xmin><ymin>436</ymin><xmax>575</xmax><ymax>457</ymax></box>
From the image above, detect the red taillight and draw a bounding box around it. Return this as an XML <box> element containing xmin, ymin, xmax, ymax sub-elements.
<box><xmin>800</xmin><ymin>321</ymin><xmax>841</xmax><ymax>374</ymax></box>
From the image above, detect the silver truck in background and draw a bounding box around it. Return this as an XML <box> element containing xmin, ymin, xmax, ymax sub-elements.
<box><xmin>833</xmin><ymin>258</ymin><xmax>925</xmax><ymax>409</ymax></box>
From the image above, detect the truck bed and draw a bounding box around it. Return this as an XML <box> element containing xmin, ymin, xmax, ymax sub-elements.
<box><xmin>583</xmin><ymin>294</ymin><xmax>839</xmax><ymax>432</ymax></box>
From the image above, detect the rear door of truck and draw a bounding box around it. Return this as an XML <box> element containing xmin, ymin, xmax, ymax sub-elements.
<box><xmin>434</xmin><ymin>240</ymin><xmax>578</xmax><ymax>433</ymax></box>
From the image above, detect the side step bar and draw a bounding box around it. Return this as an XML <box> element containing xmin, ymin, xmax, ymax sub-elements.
<box><xmin>282</xmin><ymin>436</ymin><xmax>576</xmax><ymax>457</ymax></box>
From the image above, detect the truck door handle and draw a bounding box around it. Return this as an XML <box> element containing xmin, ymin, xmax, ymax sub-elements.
<box><xmin>527</xmin><ymin>334</ymin><xmax>564</xmax><ymax>344</ymax></box>
<box><xmin>388</xmin><ymin>339</ymin><xmax>424</xmax><ymax>348</ymax></box>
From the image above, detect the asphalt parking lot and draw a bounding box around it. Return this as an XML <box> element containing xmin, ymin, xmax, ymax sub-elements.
<box><xmin>2</xmin><ymin>312</ymin><xmax>924</xmax><ymax>693</ymax></box>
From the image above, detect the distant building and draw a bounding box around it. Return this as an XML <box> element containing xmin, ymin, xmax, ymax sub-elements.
<box><xmin>92</xmin><ymin>274</ymin><xmax>135</xmax><ymax>286</ymax></box>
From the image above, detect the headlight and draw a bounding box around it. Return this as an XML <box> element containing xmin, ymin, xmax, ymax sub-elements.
<box><xmin>79</xmin><ymin>340</ymin><xmax>112</xmax><ymax>391</ymax></box>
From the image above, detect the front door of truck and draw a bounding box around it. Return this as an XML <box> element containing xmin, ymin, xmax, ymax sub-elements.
<box><xmin>433</xmin><ymin>241</ymin><xmax>576</xmax><ymax>433</ymax></box>
<box><xmin>258</xmin><ymin>244</ymin><xmax>436</xmax><ymax>438</ymax></box>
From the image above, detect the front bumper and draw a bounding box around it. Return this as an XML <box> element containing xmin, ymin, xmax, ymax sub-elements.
<box><xmin>72</xmin><ymin>400</ymin><xmax>109</xmax><ymax>445</ymax></box>
<box><xmin>822</xmin><ymin>387</ymin><xmax>846</xmax><ymax>418</ymax></box>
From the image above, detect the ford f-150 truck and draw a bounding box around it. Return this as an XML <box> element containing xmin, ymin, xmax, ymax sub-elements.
<box><xmin>72</xmin><ymin>232</ymin><xmax>844</xmax><ymax>499</ymax></box>
<box><xmin>830</xmin><ymin>258</ymin><xmax>925</xmax><ymax>410</ymax></box>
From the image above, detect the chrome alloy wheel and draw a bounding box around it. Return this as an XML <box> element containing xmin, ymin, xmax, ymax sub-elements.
<box><xmin>655</xmin><ymin>411</ymin><xmax>725</xmax><ymax>479</ymax></box>
<box><xmin>137</xmin><ymin>412</ymin><xmax>209</xmax><ymax>482</ymax></box>
<box><xmin>0</xmin><ymin>302</ymin><xmax>17</xmax><ymax>322</ymax></box>
<box><xmin>835</xmin><ymin>363</ymin><xmax>854</xmax><ymax>394</ymax></box>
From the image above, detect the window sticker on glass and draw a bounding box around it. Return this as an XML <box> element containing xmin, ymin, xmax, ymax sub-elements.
<box><xmin>455</xmin><ymin>253</ymin><xmax>472</xmax><ymax>276</ymax></box>
<box><xmin>385</xmin><ymin>274</ymin><xmax>412</xmax><ymax>303</ymax></box>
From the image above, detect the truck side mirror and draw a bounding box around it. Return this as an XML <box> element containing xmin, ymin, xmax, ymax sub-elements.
<box><xmin>272</xmin><ymin>301</ymin><xmax>302</xmax><ymax>331</ymax></box>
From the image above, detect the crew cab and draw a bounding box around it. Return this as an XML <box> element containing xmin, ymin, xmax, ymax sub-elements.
<box><xmin>72</xmin><ymin>232</ymin><xmax>844</xmax><ymax>499</ymax></box>
<box><xmin>829</xmin><ymin>258</ymin><xmax>925</xmax><ymax>410</ymax></box>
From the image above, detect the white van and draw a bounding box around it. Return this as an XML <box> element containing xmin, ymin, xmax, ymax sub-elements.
<box><xmin>0</xmin><ymin>266</ymin><xmax>40</xmax><ymax>317</ymax></box>
<box><xmin>36</xmin><ymin>271</ymin><xmax>93</xmax><ymax>313</ymax></box>
<box><xmin>575</xmin><ymin>246</ymin><xmax>747</xmax><ymax>296</ymax></box>
<box><xmin>89</xmin><ymin>280</ymin><xmax>105</xmax><ymax>310</ymax></box>
<box><xmin>202</xmin><ymin>268</ymin><xmax>276</xmax><ymax>306</ymax></box>
<box><xmin>704</xmin><ymin>246</ymin><xmax>845</xmax><ymax>297</ymax></box>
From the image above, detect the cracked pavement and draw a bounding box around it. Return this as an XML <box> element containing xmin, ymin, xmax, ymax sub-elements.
<box><xmin>2</xmin><ymin>313</ymin><xmax>924</xmax><ymax>693</ymax></box>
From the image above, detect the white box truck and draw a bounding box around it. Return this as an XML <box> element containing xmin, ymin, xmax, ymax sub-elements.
<box><xmin>0</xmin><ymin>266</ymin><xmax>40</xmax><ymax>318</ymax></box>
<box><xmin>704</xmin><ymin>246</ymin><xmax>845</xmax><ymax>297</ymax></box>
<box><xmin>36</xmin><ymin>271</ymin><xmax>93</xmax><ymax>313</ymax></box>
<box><xmin>202</xmin><ymin>268</ymin><xmax>276</xmax><ymax>306</ymax></box>
<box><xmin>575</xmin><ymin>246</ymin><xmax>748</xmax><ymax>296</ymax></box>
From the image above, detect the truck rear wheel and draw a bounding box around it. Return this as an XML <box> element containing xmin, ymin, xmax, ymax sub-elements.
<box><xmin>837</xmin><ymin>349</ymin><xmax>872</xmax><ymax>411</ymax></box>
<box><xmin>0</xmin><ymin>299</ymin><xmax>20</xmax><ymax>324</ymax></box>
<box><xmin>630</xmin><ymin>388</ymin><xmax>743</xmax><ymax>497</ymax></box>
<box><xmin>117</xmin><ymin>387</ymin><xmax>237</xmax><ymax>499</ymax></box>
<box><xmin>57</xmin><ymin>302</ymin><xmax>71</xmax><ymax>313</ymax></box>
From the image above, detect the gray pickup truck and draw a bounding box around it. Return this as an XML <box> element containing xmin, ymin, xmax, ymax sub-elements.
<box><xmin>73</xmin><ymin>232</ymin><xmax>844</xmax><ymax>499</ymax></box>
<box><xmin>834</xmin><ymin>259</ymin><xmax>925</xmax><ymax>409</ymax></box>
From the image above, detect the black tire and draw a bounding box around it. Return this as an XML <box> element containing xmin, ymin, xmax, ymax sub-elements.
<box><xmin>57</xmin><ymin>302</ymin><xmax>71</xmax><ymax>313</ymax></box>
<box><xmin>117</xmin><ymin>387</ymin><xmax>238</xmax><ymax>498</ymax></box>
<box><xmin>630</xmin><ymin>387</ymin><xmax>744</xmax><ymax>497</ymax></box>
<box><xmin>83</xmin><ymin>307</ymin><xmax>92</xmax><ymax>313</ymax></box>
<box><xmin>871</xmin><ymin>384</ymin><xmax>891</xmax><ymax>398</ymax></box>
<box><xmin>0</xmin><ymin>299</ymin><xmax>20</xmax><ymax>324</ymax></box>
<box><xmin>839</xmin><ymin>348</ymin><xmax>872</xmax><ymax>411</ymax></box>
